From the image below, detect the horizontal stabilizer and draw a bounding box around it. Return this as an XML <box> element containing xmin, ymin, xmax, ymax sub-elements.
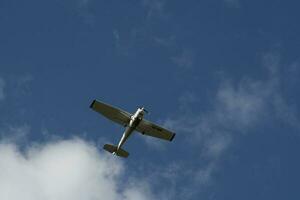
<box><xmin>103</xmin><ymin>144</ymin><xmax>129</xmax><ymax>158</ymax></box>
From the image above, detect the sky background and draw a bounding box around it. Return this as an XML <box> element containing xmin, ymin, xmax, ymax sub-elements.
<box><xmin>1</xmin><ymin>0</ymin><xmax>300</xmax><ymax>199</ymax></box>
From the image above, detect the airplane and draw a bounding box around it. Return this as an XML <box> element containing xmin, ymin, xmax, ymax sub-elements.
<box><xmin>90</xmin><ymin>100</ymin><xmax>176</xmax><ymax>158</ymax></box>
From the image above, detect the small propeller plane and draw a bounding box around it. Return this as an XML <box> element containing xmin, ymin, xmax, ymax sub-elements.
<box><xmin>90</xmin><ymin>100</ymin><xmax>175</xmax><ymax>158</ymax></box>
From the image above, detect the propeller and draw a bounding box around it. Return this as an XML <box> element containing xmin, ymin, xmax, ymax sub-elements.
<box><xmin>140</xmin><ymin>107</ymin><xmax>149</xmax><ymax>114</ymax></box>
<box><xmin>143</xmin><ymin>108</ymin><xmax>149</xmax><ymax>114</ymax></box>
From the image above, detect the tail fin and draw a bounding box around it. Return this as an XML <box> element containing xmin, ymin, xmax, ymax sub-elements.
<box><xmin>103</xmin><ymin>144</ymin><xmax>129</xmax><ymax>158</ymax></box>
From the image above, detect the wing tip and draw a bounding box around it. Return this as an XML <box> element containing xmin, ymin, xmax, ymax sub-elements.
<box><xmin>89</xmin><ymin>99</ymin><xmax>96</xmax><ymax>109</ymax></box>
<box><xmin>170</xmin><ymin>133</ymin><xmax>176</xmax><ymax>141</ymax></box>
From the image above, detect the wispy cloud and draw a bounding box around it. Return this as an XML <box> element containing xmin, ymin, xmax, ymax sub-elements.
<box><xmin>0</xmin><ymin>77</ymin><xmax>6</xmax><ymax>101</ymax></box>
<box><xmin>0</xmin><ymin>124</ymin><xmax>30</xmax><ymax>144</ymax></box>
<box><xmin>15</xmin><ymin>74</ymin><xmax>34</xmax><ymax>96</ymax></box>
<box><xmin>77</xmin><ymin>0</ymin><xmax>95</xmax><ymax>25</ymax></box>
<box><xmin>223</xmin><ymin>0</ymin><xmax>241</xmax><ymax>8</ymax></box>
<box><xmin>154</xmin><ymin>35</ymin><xmax>176</xmax><ymax>48</ymax></box>
<box><xmin>112</xmin><ymin>1</ymin><xmax>171</xmax><ymax>57</ymax></box>
<box><xmin>162</xmin><ymin>52</ymin><xmax>300</xmax><ymax>189</ymax></box>
<box><xmin>113</xmin><ymin>29</ymin><xmax>136</xmax><ymax>57</ymax></box>
<box><xmin>77</xmin><ymin>0</ymin><xmax>92</xmax><ymax>7</ymax></box>
<box><xmin>0</xmin><ymin>138</ymin><xmax>154</xmax><ymax>200</ymax></box>
<box><xmin>273</xmin><ymin>93</ymin><xmax>300</xmax><ymax>130</ymax></box>
<box><xmin>142</xmin><ymin>0</ymin><xmax>169</xmax><ymax>20</ymax></box>
<box><xmin>163</xmin><ymin>78</ymin><xmax>267</xmax><ymax>185</ymax></box>
<box><xmin>171</xmin><ymin>49</ymin><xmax>195</xmax><ymax>70</ymax></box>
<box><xmin>288</xmin><ymin>61</ymin><xmax>300</xmax><ymax>84</ymax></box>
<box><xmin>64</xmin><ymin>0</ymin><xmax>94</xmax><ymax>25</ymax></box>
<box><xmin>1</xmin><ymin>74</ymin><xmax>33</xmax><ymax>99</ymax></box>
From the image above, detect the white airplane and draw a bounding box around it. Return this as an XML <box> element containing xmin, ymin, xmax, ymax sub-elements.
<box><xmin>90</xmin><ymin>100</ymin><xmax>175</xmax><ymax>158</ymax></box>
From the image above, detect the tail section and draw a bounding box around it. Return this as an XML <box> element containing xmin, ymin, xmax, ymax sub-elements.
<box><xmin>103</xmin><ymin>144</ymin><xmax>129</xmax><ymax>158</ymax></box>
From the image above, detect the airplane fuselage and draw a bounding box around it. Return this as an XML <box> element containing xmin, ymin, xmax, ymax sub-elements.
<box><xmin>117</xmin><ymin>108</ymin><xmax>145</xmax><ymax>150</ymax></box>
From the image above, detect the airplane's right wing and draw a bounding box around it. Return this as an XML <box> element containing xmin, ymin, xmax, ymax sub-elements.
<box><xmin>136</xmin><ymin>119</ymin><xmax>175</xmax><ymax>141</ymax></box>
<box><xmin>90</xmin><ymin>100</ymin><xmax>131</xmax><ymax>126</ymax></box>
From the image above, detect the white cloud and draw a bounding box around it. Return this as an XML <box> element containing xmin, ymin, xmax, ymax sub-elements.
<box><xmin>162</xmin><ymin>77</ymin><xmax>268</xmax><ymax>185</ymax></box>
<box><xmin>0</xmin><ymin>77</ymin><xmax>6</xmax><ymax>101</ymax></box>
<box><xmin>0</xmin><ymin>138</ymin><xmax>154</xmax><ymax>200</ymax></box>
<box><xmin>215</xmin><ymin>78</ymin><xmax>269</xmax><ymax>130</ymax></box>
<box><xmin>162</xmin><ymin>52</ymin><xmax>300</xmax><ymax>187</ymax></box>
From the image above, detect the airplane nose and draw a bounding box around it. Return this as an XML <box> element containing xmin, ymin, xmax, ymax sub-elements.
<box><xmin>143</xmin><ymin>108</ymin><xmax>149</xmax><ymax>113</ymax></box>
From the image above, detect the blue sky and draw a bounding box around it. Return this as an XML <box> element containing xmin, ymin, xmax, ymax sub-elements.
<box><xmin>1</xmin><ymin>0</ymin><xmax>300</xmax><ymax>199</ymax></box>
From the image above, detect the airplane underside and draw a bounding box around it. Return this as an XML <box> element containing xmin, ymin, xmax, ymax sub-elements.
<box><xmin>90</xmin><ymin>99</ymin><xmax>175</xmax><ymax>158</ymax></box>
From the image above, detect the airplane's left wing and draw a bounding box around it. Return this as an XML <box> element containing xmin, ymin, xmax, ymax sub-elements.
<box><xmin>136</xmin><ymin>119</ymin><xmax>175</xmax><ymax>141</ymax></box>
<box><xmin>90</xmin><ymin>100</ymin><xmax>131</xmax><ymax>126</ymax></box>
